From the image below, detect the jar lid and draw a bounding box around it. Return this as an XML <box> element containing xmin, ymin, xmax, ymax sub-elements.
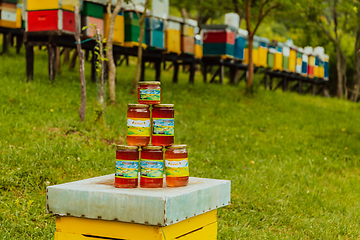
<box><xmin>128</xmin><ymin>103</ymin><xmax>150</xmax><ymax>108</ymax></box>
<box><xmin>138</xmin><ymin>81</ymin><xmax>161</xmax><ymax>86</ymax></box>
<box><xmin>116</xmin><ymin>145</ymin><xmax>139</xmax><ymax>150</ymax></box>
<box><xmin>153</xmin><ymin>104</ymin><xmax>174</xmax><ymax>108</ymax></box>
<box><xmin>166</xmin><ymin>144</ymin><xmax>187</xmax><ymax>149</ymax></box>
<box><xmin>142</xmin><ymin>145</ymin><xmax>163</xmax><ymax>150</ymax></box>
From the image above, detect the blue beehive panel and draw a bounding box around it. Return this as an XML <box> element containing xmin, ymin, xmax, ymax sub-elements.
<box><xmin>315</xmin><ymin>56</ymin><xmax>319</xmax><ymax>66</ymax></box>
<box><xmin>234</xmin><ymin>35</ymin><xmax>245</xmax><ymax>60</ymax></box>
<box><xmin>324</xmin><ymin>61</ymin><xmax>329</xmax><ymax>79</ymax></box>
<box><xmin>145</xmin><ymin>29</ymin><xmax>164</xmax><ymax>48</ymax></box>
<box><xmin>145</xmin><ymin>17</ymin><xmax>164</xmax><ymax>31</ymax></box>
<box><xmin>302</xmin><ymin>62</ymin><xmax>308</xmax><ymax>75</ymax></box>
<box><xmin>203</xmin><ymin>43</ymin><xmax>234</xmax><ymax>57</ymax></box>
<box><xmin>195</xmin><ymin>39</ymin><xmax>203</xmax><ymax>45</ymax></box>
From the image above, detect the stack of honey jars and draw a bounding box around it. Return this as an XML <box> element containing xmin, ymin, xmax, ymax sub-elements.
<box><xmin>115</xmin><ymin>81</ymin><xmax>189</xmax><ymax>188</ymax></box>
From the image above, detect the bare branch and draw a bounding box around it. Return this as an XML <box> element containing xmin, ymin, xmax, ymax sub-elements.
<box><xmin>253</xmin><ymin>3</ymin><xmax>280</xmax><ymax>34</ymax></box>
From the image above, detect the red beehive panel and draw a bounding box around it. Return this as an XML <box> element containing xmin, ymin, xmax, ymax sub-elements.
<box><xmin>202</xmin><ymin>30</ymin><xmax>235</xmax><ymax>45</ymax></box>
<box><xmin>27</xmin><ymin>10</ymin><xmax>75</xmax><ymax>33</ymax></box>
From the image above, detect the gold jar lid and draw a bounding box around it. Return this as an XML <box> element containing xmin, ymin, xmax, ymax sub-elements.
<box><xmin>128</xmin><ymin>103</ymin><xmax>150</xmax><ymax>108</ymax></box>
<box><xmin>142</xmin><ymin>145</ymin><xmax>163</xmax><ymax>150</ymax></box>
<box><xmin>138</xmin><ymin>81</ymin><xmax>161</xmax><ymax>86</ymax></box>
<box><xmin>116</xmin><ymin>145</ymin><xmax>139</xmax><ymax>150</ymax></box>
<box><xmin>153</xmin><ymin>104</ymin><xmax>174</xmax><ymax>108</ymax></box>
<box><xmin>166</xmin><ymin>144</ymin><xmax>187</xmax><ymax>149</ymax></box>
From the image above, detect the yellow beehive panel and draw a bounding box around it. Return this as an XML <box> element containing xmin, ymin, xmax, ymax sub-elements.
<box><xmin>0</xmin><ymin>20</ymin><xmax>16</xmax><ymax>28</ymax></box>
<box><xmin>26</xmin><ymin>0</ymin><xmax>78</xmax><ymax>11</ymax></box>
<box><xmin>244</xmin><ymin>48</ymin><xmax>249</xmax><ymax>64</ymax></box>
<box><xmin>104</xmin><ymin>14</ymin><xmax>124</xmax><ymax>46</ymax></box>
<box><xmin>165</xmin><ymin>29</ymin><xmax>181</xmax><ymax>54</ymax></box>
<box><xmin>183</xmin><ymin>25</ymin><xmax>194</xmax><ymax>37</ymax></box>
<box><xmin>289</xmin><ymin>49</ymin><xmax>296</xmax><ymax>72</ymax></box>
<box><xmin>15</xmin><ymin>8</ymin><xmax>21</xmax><ymax>28</ymax></box>
<box><xmin>54</xmin><ymin>210</ymin><xmax>217</xmax><ymax>240</ymax></box>
<box><xmin>252</xmin><ymin>49</ymin><xmax>259</xmax><ymax>66</ymax></box>
<box><xmin>258</xmin><ymin>47</ymin><xmax>268</xmax><ymax>67</ymax></box>
<box><xmin>274</xmin><ymin>52</ymin><xmax>283</xmax><ymax>71</ymax></box>
<box><xmin>195</xmin><ymin>45</ymin><xmax>203</xmax><ymax>59</ymax></box>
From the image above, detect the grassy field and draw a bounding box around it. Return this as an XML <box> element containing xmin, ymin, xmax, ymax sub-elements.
<box><xmin>1</xmin><ymin>47</ymin><xmax>360</xmax><ymax>239</ymax></box>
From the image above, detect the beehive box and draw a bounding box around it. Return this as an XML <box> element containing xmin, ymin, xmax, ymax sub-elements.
<box><xmin>267</xmin><ymin>47</ymin><xmax>276</xmax><ymax>69</ymax></box>
<box><xmin>47</xmin><ymin>174</ymin><xmax>231</xmax><ymax>240</ymax></box>
<box><xmin>296</xmin><ymin>47</ymin><xmax>303</xmax><ymax>74</ymax></box>
<box><xmin>145</xmin><ymin>16</ymin><xmax>165</xmax><ymax>49</ymax></box>
<box><xmin>124</xmin><ymin>10</ymin><xmax>145</xmax><ymax>47</ymax></box>
<box><xmin>288</xmin><ymin>47</ymin><xmax>297</xmax><ymax>73</ymax></box>
<box><xmin>282</xmin><ymin>44</ymin><xmax>290</xmax><ymax>72</ymax></box>
<box><xmin>81</xmin><ymin>1</ymin><xmax>104</xmax><ymax>19</ymax></box>
<box><xmin>323</xmin><ymin>54</ymin><xmax>329</xmax><ymax>80</ymax></box>
<box><xmin>181</xmin><ymin>35</ymin><xmax>195</xmax><ymax>55</ymax></box>
<box><xmin>301</xmin><ymin>52</ymin><xmax>308</xmax><ymax>77</ymax></box>
<box><xmin>165</xmin><ymin>16</ymin><xmax>182</xmax><ymax>54</ymax></box>
<box><xmin>234</xmin><ymin>33</ymin><xmax>246</xmax><ymax>60</ymax></box>
<box><xmin>26</xmin><ymin>9</ymin><xmax>75</xmax><ymax>33</ymax></box>
<box><xmin>195</xmin><ymin>34</ymin><xmax>203</xmax><ymax>59</ymax></box>
<box><xmin>202</xmin><ymin>25</ymin><xmax>236</xmax><ymax>58</ymax></box>
<box><xmin>82</xmin><ymin>16</ymin><xmax>104</xmax><ymax>38</ymax></box>
<box><xmin>258</xmin><ymin>37</ymin><xmax>269</xmax><ymax>68</ymax></box>
<box><xmin>103</xmin><ymin>11</ymin><xmax>124</xmax><ymax>45</ymax></box>
<box><xmin>274</xmin><ymin>42</ymin><xmax>283</xmax><ymax>71</ymax></box>
<box><xmin>0</xmin><ymin>1</ymin><xmax>20</xmax><ymax>29</ymax></box>
<box><xmin>25</xmin><ymin>0</ymin><xmax>80</xmax><ymax>12</ymax></box>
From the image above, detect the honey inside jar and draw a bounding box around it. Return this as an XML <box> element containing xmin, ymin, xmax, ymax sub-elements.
<box><xmin>165</xmin><ymin>145</ymin><xmax>189</xmax><ymax>187</ymax></box>
<box><xmin>127</xmin><ymin>104</ymin><xmax>150</xmax><ymax>147</ymax></box>
<box><xmin>115</xmin><ymin>145</ymin><xmax>139</xmax><ymax>188</ymax></box>
<box><xmin>138</xmin><ymin>81</ymin><xmax>161</xmax><ymax>105</ymax></box>
<box><xmin>151</xmin><ymin>104</ymin><xmax>174</xmax><ymax>146</ymax></box>
<box><xmin>140</xmin><ymin>146</ymin><xmax>164</xmax><ymax>188</ymax></box>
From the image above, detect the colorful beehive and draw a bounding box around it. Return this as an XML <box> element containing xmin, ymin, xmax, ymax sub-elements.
<box><xmin>225</xmin><ymin>12</ymin><xmax>239</xmax><ymax>30</ymax></box>
<box><xmin>282</xmin><ymin>44</ymin><xmax>290</xmax><ymax>72</ymax></box>
<box><xmin>181</xmin><ymin>18</ymin><xmax>196</xmax><ymax>55</ymax></box>
<box><xmin>145</xmin><ymin>14</ymin><xmax>165</xmax><ymax>49</ymax></box>
<box><xmin>202</xmin><ymin>25</ymin><xmax>236</xmax><ymax>58</ymax></box>
<box><xmin>314</xmin><ymin>46</ymin><xmax>325</xmax><ymax>78</ymax></box>
<box><xmin>234</xmin><ymin>29</ymin><xmax>246</xmax><ymax>60</ymax></box>
<box><xmin>304</xmin><ymin>46</ymin><xmax>314</xmax><ymax>78</ymax></box>
<box><xmin>81</xmin><ymin>1</ymin><xmax>105</xmax><ymax>38</ymax></box>
<box><xmin>0</xmin><ymin>1</ymin><xmax>21</xmax><ymax>29</ymax></box>
<box><xmin>103</xmin><ymin>9</ymin><xmax>124</xmax><ymax>45</ymax></box>
<box><xmin>323</xmin><ymin>54</ymin><xmax>329</xmax><ymax>80</ymax></box>
<box><xmin>26</xmin><ymin>0</ymin><xmax>80</xmax><ymax>12</ymax></box>
<box><xmin>301</xmin><ymin>50</ymin><xmax>308</xmax><ymax>77</ymax></box>
<box><xmin>273</xmin><ymin>42</ymin><xmax>283</xmax><ymax>71</ymax></box>
<box><xmin>164</xmin><ymin>15</ymin><xmax>181</xmax><ymax>54</ymax></box>
<box><xmin>258</xmin><ymin>37</ymin><xmax>269</xmax><ymax>67</ymax></box>
<box><xmin>123</xmin><ymin>10</ymin><xmax>146</xmax><ymax>47</ymax></box>
<box><xmin>243</xmin><ymin>32</ymin><xmax>260</xmax><ymax>65</ymax></box>
<box><xmin>267</xmin><ymin>46</ymin><xmax>276</xmax><ymax>69</ymax></box>
<box><xmin>25</xmin><ymin>0</ymin><xmax>80</xmax><ymax>34</ymax></box>
<box><xmin>285</xmin><ymin>39</ymin><xmax>296</xmax><ymax>73</ymax></box>
<box><xmin>195</xmin><ymin>34</ymin><xmax>203</xmax><ymax>59</ymax></box>
<box><xmin>296</xmin><ymin>47</ymin><xmax>303</xmax><ymax>74</ymax></box>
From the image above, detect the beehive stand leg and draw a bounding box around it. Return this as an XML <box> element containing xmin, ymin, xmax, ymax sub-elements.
<box><xmin>140</xmin><ymin>58</ymin><xmax>146</xmax><ymax>81</ymax></box>
<box><xmin>298</xmin><ymin>80</ymin><xmax>303</xmax><ymax>94</ymax></box>
<box><xmin>85</xmin><ymin>50</ymin><xmax>90</xmax><ymax>62</ymax></box>
<box><xmin>155</xmin><ymin>60</ymin><xmax>161</xmax><ymax>81</ymax></box>
<box><xmin>210</xmin><ymin>67</ymin><xmax>220</xmax><ymax>83</ymax></box>
<box><xmin>91</xmin><ymin>48</ymin><xmax>98</xmax><ymax>82</ymax></box>
<box><xmin>48</xmin><ymin>43</ymin><xmax>56</xmax><ymax>81</ymax></box>
<box><xmin>16</xmin><ymin>34</ymin><xmax>23</xmax><ymax>54</ymax></box>
<box><xmin>274</xmin><ymin>78</ymin><xmax>283</xmax><ymax>90</ymax></box>
<box><xmin>189</xmin><ymin>61</ymin><xmax>195</xmax><ymax>84</ymax></box>
<box><xmin>2</xmin><ymin>33</ymin><xmax>9</xmax><ymax>54</ymax></box>
<box><xmin>56</xmin><ymin>47</ymin><xmax>61</xmax><ymax>74</ymax></box>
<box><xmin>70</xmin><ymin>50</ymin><xmax>78</xmax><ymax>70</ymax></box>
<box><xmin>10</xmin><ymin>33</ymin><xmax>14</xmax><ymax>47</ymax></box>
<box><xmin>269</xmin><ymin>76</ymin><xmax>273</xmax><ymax>90</ymax></box>
<box><xmin>172</xmin><ymin>61</ymin><xmax>179</xmax><ymax>83</ymax></box>
<box><xmin>25</xmin><ymin>43</ymin><xmax>34</xmax><ymax>82</ymax></box>
<box><xmin>311</xmin><ymin>83</ymin><xmax>315</xmax><ymax>95</ymax></box>
<box><xmin>264</xmin><ymin>74</ymin><xmax>269</xmax><ymax>90</ymax></box>
<box><xmin>202</xmin><ymin>63</ymin><xmax>207</xmax><ymax>83</ymax></box>
<box><xmin>282</xmin><ymin>76</ymin><xmax>288</xmax><ymax>91</ymax></box>
<box><xmin>219</xmin><ymin>61</ymin><xmax>224</xmax><ymax>84</ymax></box>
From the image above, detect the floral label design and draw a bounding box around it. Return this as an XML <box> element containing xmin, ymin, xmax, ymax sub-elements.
<box><xmin>115</xmin><ymin>160</ymin><xmax>139</xmax><ymax>179</ymax></box>
<box><xmin>139</xmin><ymin>89</ymin><xmax>160</xmax><ymax>101</ymax></box>
<box><xmin>165</xmin><ymin>158</ymin><xmax>189</xmax><ymax>177</ymax></box>
<box><xmin>140</xmin><ymin>159</ymin><xmax>163</xmax><ymax>178</ymax></box>
<box><xmin>152</xmin><ymin>118</ymin><xmax>174</xmax><ymax>136</ymax></box>
<box><xmin>127</xmin><ymin>118</ymin><xmax>151</xmax><ymax>136</ymax></box>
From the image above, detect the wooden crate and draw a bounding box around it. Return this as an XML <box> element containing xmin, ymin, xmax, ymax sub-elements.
<box><xmin>26</xmin><ymin>10</ymin><xmax>75</xmax><ymax>33</ymax></box>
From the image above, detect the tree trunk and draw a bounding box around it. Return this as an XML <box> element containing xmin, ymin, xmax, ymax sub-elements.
<box><xmin>247</xmin><ymin>34</ymin><xmax>254</xmax><ymax>89</ymax></box>
<box><xmin>63</xmin><ymin>48</ymin><xmax>71</xmax><ymax>64</ymax></box>
<box><xmin>106</xmin><ymin>0</ymin><xmax>122</xmax><ymax>104</ymax></box>
<box><xmin>74</xmin><ymin>7</ymin><xmax>86</xmax><ymax>122</ymax></box>
<box><xmin>97</xmin><ymin>29</ymin><xmax>105</xmax><ymax>107</ymax></box>
<box><xmin>133</xmin><ymin>0</ymin><xmax>150</xmax><ymax>92</ymax></box>
<box><xmin>351</xmin><ymin>27</ymin><xmax>360</xmax><ymax>102</ymax></box>
<box><xmin>335</xmin><ymin>46</ymin><xmax>343</xmax><ymax>98</ymax></box>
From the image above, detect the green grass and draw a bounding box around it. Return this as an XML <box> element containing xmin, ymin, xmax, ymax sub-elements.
<box><xmin>1</xmin><ymin>47</ymin><xmax>360</xmax><ymax>239</ymax></box>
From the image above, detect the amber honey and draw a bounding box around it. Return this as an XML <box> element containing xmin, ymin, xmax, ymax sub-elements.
<box><xmin>165</xmin><ymin>145</ymin><xmax>189</xmax><ymax>187</ymax></box>
<box><xmin>127</xmin><ymin>104</ymin><xmax>150</xmax><ymax>146</ymax></box>
<box><xmin>138</xmin><ymin>81</ymin><xmax>161</xmax><ymax>105</ymax></box>
<box><xmin>115</xmin><ymin>145</ymin><xmax>139</xmax><ymax>188</ymax></box>
<box><xmin>140</xmin><ymin>146</ymin><xmax>164</xmax><ymax>188</ymax></box>
<box><xmin>152</xmin><ymin>104</ymin><xmax>174</xmax><ymax>146</ymax></box>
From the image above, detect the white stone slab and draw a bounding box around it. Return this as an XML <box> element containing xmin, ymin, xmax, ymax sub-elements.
<box><xmin>46</xmin><ymin>174</ymin><xmax>231</xmax><ymax>226</ymax></box>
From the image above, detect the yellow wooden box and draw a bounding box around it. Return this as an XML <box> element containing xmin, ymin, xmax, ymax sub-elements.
<box><xmin>183</xmin><ymin>25</ymin><xmax>194</xmax><ymax>37</ymax></box>
<box><xmin>0</xmin><ymin>19</ymin><xmax>16</xmax><ymax>28</ymax></box>
<box><xmin>244</xmin><ymin>48</ymin><xmax>259</xmax><ymax>66</ymax></box>
<box><xmin>195</xmin><ymin>45</ymin><xmax>203</xmax><ymax>59</ymax></box>
<box><xmin>289</xmin><ymin>49</ymin><xmax>297</xmax><ymax>73</ymax></box>
<box><xmin>54</xmin><ymin>210</ymin><xmax>217</xmax><ymax>240</ymax></box>
<box><xmin>258</xmin><ymin>47</ymin><xmax>268</xmax><ymax>68</ymax></box>
<box><xmin>26</xmin><ymin>0</ymin><xmax>79</xmax><ymax>12</ymax></box>
<box><xmin>165</xmin><ymin>29</ymin><xmax>181</xmax><ymax>54</ymax></box>
<box><xmin>273</xmin><ymin>52</ymin><xmax>283</xmax><ymax>71</ymax></box>
<box><xmin>104</xmin><ymin>13</ymin><xmax>124</xmax><ymax>46</ymax></box>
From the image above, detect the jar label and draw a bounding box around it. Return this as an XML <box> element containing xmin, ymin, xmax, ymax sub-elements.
<box><xmin>165</xmin><ymin>158</ymin><xmax>189</xmax><ymax>177</ymax></box>
<box><xmin>152</xmin><ymin>118</ymin><xmax>174</xmax><ymax>136</ymax></box>
<box><xmin>140</xmin><ymin>159</ymin><xmax>163</xmax><ymax>178</ymax></box>
<box><xmin>115</xmin><ymin>160</ymin><xmax>139</xmax><ymax>179</ymax></box>
<box><xmin>127</xmin><ymin>118</ymin><xmax>151</xmax><ymax>136</ymax></box>
<box><xmin>139</xmin><ymin>89</ymin><xmax>160</xmax><ymax>101</ymax></box>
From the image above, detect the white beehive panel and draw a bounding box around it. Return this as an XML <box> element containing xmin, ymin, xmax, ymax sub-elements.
<box><xmin>46</xmin><ymin>174</ymin><xmax>231</xmax><ymax>227</ymax></box>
